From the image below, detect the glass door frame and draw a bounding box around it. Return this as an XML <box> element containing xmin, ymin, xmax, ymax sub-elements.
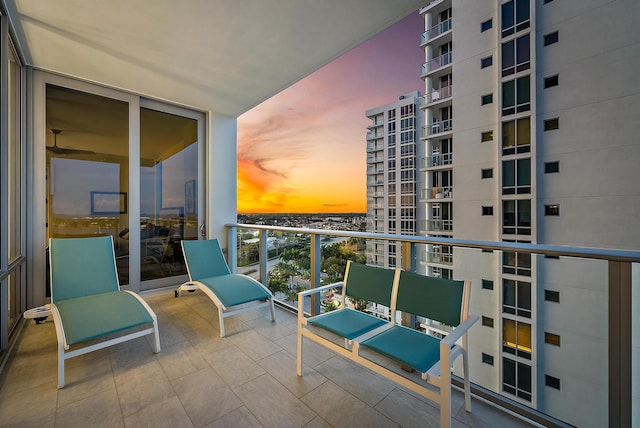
<box><xmin>30</xmin><ymin>71</ymin><xmax>205</xmax><ymax>295</ymax></box>
<box><xmin>138</xmin><ymin>98</ymin><xmax>205</xmax><ymax>290</ymax></box>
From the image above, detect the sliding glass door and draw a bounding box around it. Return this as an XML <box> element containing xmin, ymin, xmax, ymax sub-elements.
<box><xmin>44</xmin><ymin>80</ymin><xmax>203</xmax><ymax>291</ymax></box>
<box><xmin>139</xmin><ymin>105</ymin><xmax>200</xmax><ymax>287</ymax></box>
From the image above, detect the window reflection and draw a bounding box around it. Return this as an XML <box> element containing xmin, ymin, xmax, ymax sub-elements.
<box><xmin>140</xmin><ymin>108</ymin><xmax>198</xmax><ymax>282</ymax></box>
<box><xmin>46</xmin><ymin>85</ymin><xmax>129</xmax><ymax>284</ymax></box>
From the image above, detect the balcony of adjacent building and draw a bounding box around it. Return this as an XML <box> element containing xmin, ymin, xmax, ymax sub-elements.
<box><xmin>422</xmin><ymin>83</ymin><xmax>452</xmax><ymax>108</ymax></box>
<box><xmin>420</xmin><ymin>16</ymin><xmax>452</xmax><ymax>47</ymax></box>
<box><xmin>366</xmin><ymin>141</ymin><xmax>385</xmax><ymax>152</ymax></box>
<box><xmin>366</xmin><ymin>177</ymin><xmax>386</xmax><ymax>187</ymax></box>
<box><xmin>367</xmin><ymin>155</ymin><xmax>384</xmax><ymax>165</ymax></box>
<box><xmin>421</xmin><ymin>151</ymin><xmax>453</xmax><ymax>170</ymax></box>
<box><xmin>420</xmin><ymin>186</ymin><xmax>453</xmax><ymax>201</ymax></box>
<box><xmin>421</xmin><ymin>244</ymin><xmax>453</xmax><ymax>266</ymax></box>
<box><xmin>366</xmin><ymin>165</ymin><xmax>385</xmax><ymax>176</ymax></box>
<box><xmin>1</xmin><ymin>223</ymin><xmax>638</xmax><ymax>428</ymax></box>
<box><xmin>366</xmin><ymin>130</ymin><xmax>384</xmax><ymax>141</ymax></box>
<box><xmin>421</xmin><ymin>117</ymin><xmax>452</xmax><ymax>138</ymax></box>
<box><xmin>367</xmin><ymin>119</ymin><xmax>384</xmax><ymax>129</ymax></box>
<box><xmin>421</xmin><ymin>50</ymin><xmax>452</xmax><ymax>78</ymax></box>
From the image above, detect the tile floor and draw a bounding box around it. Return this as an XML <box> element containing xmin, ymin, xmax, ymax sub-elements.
<box><xmin>0</xmin><ymin>291</ymin><xmax>535</xmax><ymax>428</ymax></box>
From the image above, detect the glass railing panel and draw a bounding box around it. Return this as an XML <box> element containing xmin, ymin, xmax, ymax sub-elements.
<box><xmin>452</xmin><ymin>247</ymin><xmax>609</xmax><ymax>427</ymax></box>
<box><xmin>229</xmin><ymin>224</ymin><xmax>633</xmax><ymax>427</ymax></box>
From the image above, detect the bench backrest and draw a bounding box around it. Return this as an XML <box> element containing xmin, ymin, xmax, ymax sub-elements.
<box><xmin>394</xmin><ymin>270</ymin><xmax>466</xmax><ymax>327</ymax></box>
<box><xmin>181</xmin><ymin>239</ymin><xmax>231</xmax><ymax>281</ymax></box>
<box><xmin>343</xmin><ymin>261</ymin><xmax>397</xmax><ymax>308</ymax></box>
<box><xmin>50</xmin><ymin>236</ymin><xmax>120</xmax><ymax>302</ymax></box>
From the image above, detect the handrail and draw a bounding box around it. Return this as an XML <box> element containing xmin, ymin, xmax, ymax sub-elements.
<box><xmin>229</xmin><ymin>223</ymin><xmax>640</xmax><ymax>263</ymax></box>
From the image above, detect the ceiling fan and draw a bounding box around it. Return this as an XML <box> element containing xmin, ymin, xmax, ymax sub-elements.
<box><xmin>47</xmin><ymin>129</ymin><xmax>95</xmax><ymax>155</ymax></box>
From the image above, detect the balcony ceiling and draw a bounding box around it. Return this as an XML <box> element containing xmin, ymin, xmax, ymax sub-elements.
<box><xmin>3</xmin><ymin>0</ymin><xmax>425</xmax><ymax>117</ymax></box>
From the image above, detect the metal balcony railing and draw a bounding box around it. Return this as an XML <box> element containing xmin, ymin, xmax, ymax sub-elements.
<box><xmin>227</xmin><ymin>223</ymin><xmax>639</xmax><ymax>428</ymax></box>
<box><xmin>422</xmin><ymin>153</ymin><xmax>453</xmax><ymax>168</ymax></box>
<box><xmin>427</xmin><ymin>219</ymin><xmax>453</xmax><ymax>232</ymax></box>
<box><xmin>422</xmin><ymin>51</ymin><xmax>452</xmax><ymax>75</ymax></box>
<box><xmin>421</xmin><ymin>17</ymin><xmax>452</xmax><ymax>44</ymax></box>
<box><xmin>422</xmin><ymin>118</ymin><xmax>453</xmax><ymax>137</ymax></box>
<box><xmin>421</xmin><ymin>186</ymin><xmax>453</xmax><ymax>200</ymax></box>
<box><xmin>424</xmin><ymin>84</ymin><xmax>452</xmax><ymax>105</ymax></box>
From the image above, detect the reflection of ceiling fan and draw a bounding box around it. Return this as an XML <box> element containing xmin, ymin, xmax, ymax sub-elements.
<box><xmin>47</xmin><ymin>129</ymin><xmax>95</xmax><ymax>155</ymax></box>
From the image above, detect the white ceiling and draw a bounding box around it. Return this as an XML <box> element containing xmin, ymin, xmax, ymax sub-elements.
<box><xmin>4</xmin><ymin>0</ymin><xmax>425</xmax><ymax>117</ymax></box>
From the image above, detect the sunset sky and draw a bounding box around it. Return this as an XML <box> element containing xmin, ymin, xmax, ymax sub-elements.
<box><xmin>237</xmin><ymin>11</ymin><xmax>424</xmax><ymax>214</ymax></box>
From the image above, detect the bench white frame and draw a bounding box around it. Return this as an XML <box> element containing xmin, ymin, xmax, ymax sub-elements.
<box><xmin>297</xmin><ymin>267</ymin><xmax>478</xmax><ymax>428</ymax></box>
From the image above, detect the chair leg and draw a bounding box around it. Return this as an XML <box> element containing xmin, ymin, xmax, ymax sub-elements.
<box><xmin>218</xmin><ymin>311</ymin><xmax>226</xmax><ymax>337</ymax></box>
<box><xmin>463</xmin><ymin>338</ymin><xmax>472</xmax><ymax>412</ymax></box>
<box><xmin>152</xmin><ymin>319</ymin><xmax>161</xmax><ymax>353</ymax></box>
<box><xmin>440</xmin><ymin>352</ymin><xmax>452</xmax><ymax>428</ymax></box>
<box><xmin>57</xmin><ymin>343</ymin><xmax>65</xmax><ymax>389</ymax></box>
<box><xmin>269</xmin><ymin>297</ymin><xmax>276</xmax><ymax>322</ymax></box>
<box><xmin>297</xmin><ymin>328</ymin><xmax>304</xmax><ymax>376</ymax></box>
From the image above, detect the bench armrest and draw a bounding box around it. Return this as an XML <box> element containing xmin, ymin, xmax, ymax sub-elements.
<box><xmin>297</xmin><ymin>282</ymin><xmax>343</xmax><ymax>298</ymax></box>
<box><xmin>297</xmin><ymin>281</ymin><xmax>344</xmax><ymax>317</ymax></box>
<box><xmin>441</xmin><ymin>314</ymin><xmax>479</xmax><ymax>347</ymax></box>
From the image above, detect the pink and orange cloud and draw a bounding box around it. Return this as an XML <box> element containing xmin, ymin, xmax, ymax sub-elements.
<box><xmin>237</xmin><ymin>11</ymin><xmax>424</xmax><ymax>213</ymax></box>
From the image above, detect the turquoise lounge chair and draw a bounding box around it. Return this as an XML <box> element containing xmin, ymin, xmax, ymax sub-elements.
<box><xmin>176</xmin><ymin>239</ymin><xmax>275</xmax><ymax>337</ymax></box>
<box><xmin>49</xmin><ymin>236</ymin><xmax>160</xmax><ymax>388</ymax></box>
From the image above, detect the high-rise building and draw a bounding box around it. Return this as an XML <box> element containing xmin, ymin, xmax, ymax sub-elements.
<box><xmin>419</xmin><ymin>1</ymin><xmax>640</xmax><ymax>427</ymax></box>
<box><xmin>365</xmin><ymin>91</ymin><xmax>424</xmax><ymax>269</ymax></box>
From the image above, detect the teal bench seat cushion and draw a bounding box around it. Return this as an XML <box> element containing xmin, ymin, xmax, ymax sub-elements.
<box><xmin>360</xmin><ymin>325</ymin><xmax>441</xmax><ymax>373</ymax></box>
<box><xmin>54</xmin><ymin>291</ymin><xmax>154</xmax><ymax>346</ymax></box>
<box><xmin>308</xmin><ymin>308</ymin><xmax>387</xmax><ymax>340</ymax></box>
<box><xmin>199</xmin><ymin>274</ymin><xmax>271</xmax><ymax>308</ymax></box>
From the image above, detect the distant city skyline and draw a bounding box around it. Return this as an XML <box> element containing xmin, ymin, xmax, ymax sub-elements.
<box><xmin>237</xmin><ymin>11</ymin><xmax>424</xmax><ymax>214</ymax></box>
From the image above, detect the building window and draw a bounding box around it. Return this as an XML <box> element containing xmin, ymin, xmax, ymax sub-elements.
<box><xmin>503</xmin><ymin>279</ymin><xmax>531</xmax><ymax>318</ymax></box>
<box><xmin>481</xmin><ymin>130</ymin><xmax>493</xmax><ymax>142</ymax></box>
<box><xmin>544</xmin><ymin>161</ymin><xmax>559</xmax><ymax>173</ymax></box>
<box><xmin>482</xmin><ymin>353</ymin><xmax>494</xmax><ymax>365</ymax></box>
<box><xmin>545</xmin><ymin>375</ymin><xmax>561</xmax><ymax>390</ymax></box>
<box><xmin>503</xmin><ymin>358</ymin><xmax>532</xmax><ymax>401</ymax></box>
<box><xmin>545</xmin><ymin>204</ymin><xmax>560</xmax><ymax>216</ymax></box>
<box><xmin>481</xmin><ymin>19</ymin><xmax>493</xmax><ymax>32</ymax></box>
<box><xmin>501</xmin><ymin>0</ymin><xmax>530</xmax><ymax>38</ymax></box>
<box><xmin>544</xmin><ymin>118</ymin><xmax>559</xmax><ymax>131</ymax></box>
<box><xmin>544</xmin><ymin>31</ymin><xmax>559</xmax><ymax>46</ymax></box>
<box><xmin>482</xmin><ymin>316</ymin><xmax>494</xmax><ymax>328</ymax></box>
<box><xmin>481</xmin><ymin>93</ymin><xmax>494</xmax><ymax>105</ymax></box>
<box><xmin>545</xmin><ymin>332</ymin><xmax>561</xmax><ymax>347</ymax></box>
<box><xmin>481</xmin><ymin>168</ymin><xmax>493</xmax><ymax>179</ymax></box>
<box><xmin>544</xmin><ymin>74</ymin><xmax>559</xmax><ymax>88</ymax></box>
<box><xmin>503</xmin><ymin>199</ymin><xmax>531</xmax><ymax>235</ymax></box>
<box><xmin>502</xmin><ymin>117</ymin><xmax>530</xmax><ymax>155</ymax></box>
<box><xmin>545</xmin><ymin>289</ymin><xmax>560</xmax><ymax>303</ymax></box>
<box><xmin>503</xmin><ymin>251</ymin><xmax>531</xmax><ymax>276</ymax></box>
<box><xmin>482</xmin><ymin>206</ymin><xmax>494</xmax><ymax>216</ymax></box>
<box><xmin>502</xmin><ymin>75</ymin><xmax>530</xmax><ymax>115</ymax></box>
<box><xmin>502</xmin><ymin>34</ymin><xmax>530</xmax><ymax>77</ymax></box>
<box><xmin>502</xmin><ymin>158</ymin><xmax>531</xmax><ymax>194</ymax></box>
<box><xmin>481</xmin><ymin>56</ymin><xmax>493</xmax><ymax>69</ymax></box>
<box><xmin>482</xmin><ymin>279</ymin><xmax>494</xmax><ymax>290</ymax></box>
<box><xmin>503</xmin><ymin>319</ymin><xmax>532</xmax><ymax>358</ymax></box>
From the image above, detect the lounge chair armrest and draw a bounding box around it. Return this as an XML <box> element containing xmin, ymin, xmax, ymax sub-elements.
<box><xmin>441</xmin><ymin>314</ymin><xmax>480</xmax><ymax>347</ymax></box>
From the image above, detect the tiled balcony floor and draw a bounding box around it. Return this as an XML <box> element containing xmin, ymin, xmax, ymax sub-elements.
<box><xmin>0</xmin><ymin>291</ymin><xmax>535</xmax><ymax>428</ymax></box>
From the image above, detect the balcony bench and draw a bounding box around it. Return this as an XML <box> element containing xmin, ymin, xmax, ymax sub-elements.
<box><xmin>296</xmin><ymin>261</ymin><xmax>478</xmax><ymax>428</ymax></box>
